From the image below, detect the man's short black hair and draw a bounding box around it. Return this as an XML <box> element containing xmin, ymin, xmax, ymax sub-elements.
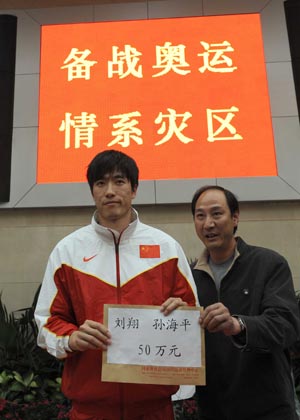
<box><xmin>86</xmin><ymin>150</ymin><xmax>139</xmax><ymax>192</ymax></box>
<box><xmin>191</xmin><ymin>185</ymin><xmax>239</xmax><ymax>233</ymax></box>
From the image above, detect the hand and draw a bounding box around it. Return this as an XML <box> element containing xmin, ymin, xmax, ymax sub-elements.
<box><xmin>69</xmin><ymin>319</ymin><xmax>111</xmax><ymax>352</ymax></box>
<box><xmin>199</xmin><ymin>303</ymin><xmax>241</xmax><ymax>336</ymax></box>
<box><xmin>160</xmin><ymin>297</ymin><xmax>187</xmax><ymax>316</ymax></box>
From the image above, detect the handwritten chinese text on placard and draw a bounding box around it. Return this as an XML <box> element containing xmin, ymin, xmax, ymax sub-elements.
<box><xmin>102</xmin><ymin>304</ymin><xmax>205</xmax><ymax>385</ymax></box>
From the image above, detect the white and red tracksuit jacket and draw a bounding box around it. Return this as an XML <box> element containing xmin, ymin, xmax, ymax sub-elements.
<box><xmin>34</xmin><ymin>210</ymin><xmax>198</xmax><ymax>419</ymax></box>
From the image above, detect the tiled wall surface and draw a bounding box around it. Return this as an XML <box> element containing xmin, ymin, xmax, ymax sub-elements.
<box><xmin>1</xmin><ymin>201</ymin><xmax>300</xmax><ymax>313</ymax></box>
<box><xmin>0</xmin><ymin>0</ymin><xmax>300</xmax><ymax>208</ymax></box>
<box><xmin>0</xmin><ymin>0</ymin><xmax>300</xmax><ymax>312</ymax></box>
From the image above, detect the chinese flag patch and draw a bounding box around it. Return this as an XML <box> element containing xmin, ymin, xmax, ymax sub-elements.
<box><xmin>139</xmin><ymin>245</ymin><xmax>160</xmax><ymax>258</ymax></box>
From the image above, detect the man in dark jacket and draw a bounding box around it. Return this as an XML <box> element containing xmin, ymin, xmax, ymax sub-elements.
<box><xmin>191</xmin><ymin>185</ymin><xmax>300</xmax><ymax>420</ymax></box>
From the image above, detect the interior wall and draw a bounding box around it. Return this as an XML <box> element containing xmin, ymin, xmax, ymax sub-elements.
<box><xmin>1</xmin><ymin>0</ymin><xmax>300</xmax><ymax>208</ymax></box>
<box><xmin>0</xmin><ymin>0</ymin><xmax>300</xmax><ymax>313</ymax></box>
<box><xmin>1</xmin><ymin>200</ymin><xmax>300</xmax><ymax>314</ymax></box>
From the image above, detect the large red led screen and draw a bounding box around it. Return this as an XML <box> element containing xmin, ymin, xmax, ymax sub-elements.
<box><xmin>37</xmin><ymin>14</ymin><xmax>277</xmax><ymax>183</ymax></box>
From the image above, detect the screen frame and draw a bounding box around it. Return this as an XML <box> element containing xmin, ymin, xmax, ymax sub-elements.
<box><xmin>2</xmin><ymin>3</ymin><xmax>300</xmax><ymax>208</ymax></box>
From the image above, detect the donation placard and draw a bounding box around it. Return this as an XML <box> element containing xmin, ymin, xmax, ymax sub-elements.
<box><xmin>102</xmin><ymin>304</ymin><xmax>205</xmax><ymax>385</ymax></box>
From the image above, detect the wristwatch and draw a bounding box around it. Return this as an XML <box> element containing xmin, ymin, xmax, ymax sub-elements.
<box><xmin>236</xmin><ymin>316</ymin><xmax>246</xmax><ymax>333</ymax></box>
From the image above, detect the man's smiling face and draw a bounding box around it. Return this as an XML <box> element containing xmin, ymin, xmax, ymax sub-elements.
<box><xmin>194</xmin><ymin>188</ymin><xmax>239</xmax><ymax>260</ymax></box>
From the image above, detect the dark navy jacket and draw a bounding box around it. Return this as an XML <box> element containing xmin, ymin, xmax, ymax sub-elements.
<box><xmin>193</xmin><ymin>237</ymin><xmax>300</xmax><ymax>420</ymax></box>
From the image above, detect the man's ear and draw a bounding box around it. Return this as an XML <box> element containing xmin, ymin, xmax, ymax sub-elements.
<box><xmin>132</xmin><ymin>184</ymin><xmax>138</xmax><ymax>198</ymax></box>
<box><xmin>233</xmin><ymin>211</ymin><xmax>239</xmax><ymax>227</ymax></box>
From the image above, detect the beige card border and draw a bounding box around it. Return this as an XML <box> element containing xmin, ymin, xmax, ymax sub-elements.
<box><xmin>102</xmin><ymin>304</ymin><xmax>205</xmax><ymax>385</ymax></box>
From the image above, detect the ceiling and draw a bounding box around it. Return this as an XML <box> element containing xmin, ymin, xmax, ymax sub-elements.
<box><xmin>0</xmin><ymin>0</ymin><xmax>148</xmax><ymax>9</ymax></box>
